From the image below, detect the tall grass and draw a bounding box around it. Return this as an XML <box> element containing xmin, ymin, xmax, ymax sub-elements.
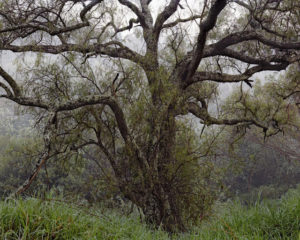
<box><xmin>187</xmin><ymin>185</ymin><xmax>300</xmax><ymax>240</ymax></box>
<box><xmin>0</xmin><ymin>198</ymin><xmax>168</xmax><ymax>240</ymax></box>
<box><xmin>0</xmin><ymin>185</ymin><xmax>299</xmax><ymax>239</ymax></box>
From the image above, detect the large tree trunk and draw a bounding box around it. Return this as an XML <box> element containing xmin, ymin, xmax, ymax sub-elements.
<box><xmin>129</xmin><ymin>101</ymin><xmax>186</xmax><ymax>233</ymax></box>
<box><xmin>143</xmin><ymin>193</ymin><xmax>185</xmax><ymax>232</ymax></box>
<box><xmin>131</xmin><ymin>184</ymin><xmax>186</xmax><ymax>233</ymax></box>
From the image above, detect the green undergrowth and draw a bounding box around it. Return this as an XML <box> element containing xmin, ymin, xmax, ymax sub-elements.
<box><xmin>0</xmin><ymin>186</ymin><xmax>299</xmax><ymax>239</ymax></box>
<box><xmin>185</xmin><ymin>185</ymin><xmax>300</xmax><ymax>240</ymax></box>
<box><xmin>0</xmin><ymin>197</ymin><xmax>168</xmax><ymax>240</ymax></box>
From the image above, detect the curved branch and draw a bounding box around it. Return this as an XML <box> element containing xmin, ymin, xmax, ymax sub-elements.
<box><xmin>162</xmin><ymin>14</ymin><xmax>202</xmax><ymax>29</ymax></box>
<box><xmin>0</xmin><ymin>82</ymin><xmax>13</xmax><ymax>97</ymax></box>
<box><xmin>118</xmin><ymin>0</ymin><xmax>147</xmax><ymax>27</ymax></box>
<box><xmin>186</xmin><ymin>62</ymin><xmax>289</xmax><ymax>88</ymax></box>
<box><xmin>187</xmin><ymin>101</ymin><xmax>267</xmax><ymax>130</ymax></box>
<box><xmin>154</xmin><ymin>0</ymin><xmax>180</xmax><ymax>34</ymax></box>
<box><xmin>231</xmin><ymin>0</ymin><xmax>252</xmax><ymax>11</ymax></box>
<box><xmin>10</xmin><ymin>111</ymin><xmax>58</xmax><ymax>197</ymax></box>
<box><xmin>0</xmin><ymin>0</ymin><xmax>102</xmax><ymax>38</ymax></box>
<box><xmin>179</xmin><ymin>0</ymin><xmax>227</xmax><ymax>83</ymax></box>
<box><xmin>80</xmin><ymin>0</ymin><xmax>103</xmax><ymax>22</ymax></box>
<box><xmin>210</xmin><ymin>48</ymin><xmax>287</xmax><ymax>65</ymax></box>
<box><xmin>112</xmin><ymin>18</ymin><xmax>139</xmax><ymax>36</ymax></box>
<box><xmin>208</xmin><ymin>31</ymin><xmax>300</xmax><ymax>54</ymax></box>
<box><xmin>57</xmin><ymin>95</ymin><xmax>130</xmax><ymax>141</ymax></box>
<box><xmin>58</xmin><ymin>94</ymin><xmax>149</xmax><ymax>171</ymax></box>
<box><xmin>0</xmin><ymin>66</ymin><xmax>21</xmax><ymax>96</ymax></box>
<box><xmin>281</xmin><ymin>91</ymin><xmax>300</xmax><ymax>100</ymax></box>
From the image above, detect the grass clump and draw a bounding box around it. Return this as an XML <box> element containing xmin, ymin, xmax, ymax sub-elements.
<box><xmin>187</xmin><ymin>185</ymin><xmax>300</xmax><ymax>240</ymax></box>
<box><xmin>0</xmin><ymin>185</ymin><xmax>299</xmax><ymax>239</ymax></box>
<box><xmin>0</xmin><ymin>198</ymin><xmax>168</xmax><ymax>240</ymax></box>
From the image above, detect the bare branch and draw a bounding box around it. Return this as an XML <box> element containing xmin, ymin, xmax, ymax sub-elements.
<box><xmin>0</xmin><ymin>22</ymin><xmax>90</xmax><ymax>36</ymax></box>
<box><xmin>187</xmin><ymin>101</ymin><xmax>267</xmax><ymax>130</ymax></box>
<box><xmin>112</xmin><ymin>18</ymin><xmax>139</xmax><ymax>36</ymax></box>
<box><xmin>118</xmin><ymin>0</ymin><xmax>147</xmax><ymax>27</ymax></box>
<box><xmin>56</xmin><ymin>95</ymin><xmax>131</xmax><ymax>142</ymax></box>
<box><xmin>10</xmin><ymin>111</ymin><xmax>58</xmax><ymax>197</ymax></box>
<box><xmin>140</xmin><ymin>0</ymin><xmax>153</xmax><ymax>27</ymax></box>
<box><xmin>57</xmin><ymin>94</ymin><xmax>149</xmax><ymax>171</ymax></box>
<box><xmin>210</xmin><ymin>48</ymin><xmax>285</xmax><ymax>65</ymax></box>
<box><xmin>0</xmin><ymin>83</ymin><xmax>13</xmax><ymax>97</ymax></box>
<box><xmin>0</xmin><ymin>66</ymin><xmax>21</xmax><ymax>96</ymax></box>
<box><xmin>231</xmin><ymin>0</ymin><xmax>252</xmax><ymax>11</ymax></box>
<box><xmin>162</xmin><ymin>14</ymin><xmax>202</xmax><ymax>29</ymax></box>
<box><xmin>179</xmin><ymin>0</ymin><xmax>227</xmax><ymax>83</ymax></box>
<box><xmin>208</xmin><ymin>31</ymin><xmax>300</xmax><ymax>53</ymax></box>
<box><xmin>189</xmin><ymin>71</ymin><xmax>253</xmax><ymax>86</ymax></box>
<box><xmin>80</xmin><ymin>0</ymin><xmax>103</xmax><ymax>22</ymax></box>
<box><xmin>4</xmin><ymin>96</ymin><xmax>49</xmax><ymax>109</ymax></box>
<box><xmin>0</xmin><ymin>0</ymin><xmax>96</xmax><ymax>38</ymax></box>
<box><xmin>154</xmin><ymin>0</ymin><xmax>181</xmax><ymax>35</ymax></box>
<box><xmin>186</xmin><ymin>62</ymin><xmax>289</xmax><ymax>88</ymax></box>
<box><xmin>1</xmin><ymin>42</ymin><xmax>145</xmax><ymax>66</ymax></box>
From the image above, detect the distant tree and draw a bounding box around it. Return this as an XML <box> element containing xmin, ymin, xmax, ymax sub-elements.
<box><xmin>0</xmin><ymin>0</ymin><xmax>300</xmax><ymax>232</ymax></box>
<box><xmin>221</xmin><ymin>129</ymin><xmax>300</xmax><ymax>199</ymax></box>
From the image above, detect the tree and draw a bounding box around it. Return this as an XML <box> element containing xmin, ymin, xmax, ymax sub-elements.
<box><xmin>0</xmin><ymin>0</ymin><xmax>300</xmax><ymax>232</ymax></box>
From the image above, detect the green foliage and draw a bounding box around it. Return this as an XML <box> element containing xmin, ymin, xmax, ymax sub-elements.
<box><xmin>167</xmin><ymin>123</ymin><xmax>221</xmax><ymax>225</ymax></box>
<box><xmin>238</xmin><ymin>184</ymin><xmax>294</xmax><ymax>205</ymax></box>
<box><xmin>0</xmin><ymin>132</ymin><xmax>108</xmax><ymax>202</ymax></box>
<box><xmin>220</xmin><ymin>128</ymin><xmax>300</xmax><ymax>200</ymax></box>
<box><xmin>0</xmin><ymin>198</ymin><xmax>169</xmax><ymax>240</ymax></box>
<box><xmin>0</xmin><ymin>135</ymin><xmax>42</xmax><ymax>197</ymax></box>
<box><xmin>189</xmin><ymin>185</ymin><xmax>300</xmax><ymax>240</ymax></box>
<box><xmin>0</xmin><ymin>186</ymin><xmax>299</xmax><ymax>239</ymax></box>
<box><xmin>221</xmin><ymin>73</ymin><xmax>300</xmax><ymax>138</ymax></box>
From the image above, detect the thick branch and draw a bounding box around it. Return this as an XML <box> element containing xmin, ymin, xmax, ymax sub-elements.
<box><xmin>1</xmin><ymin>42</ymin><xmax>145</xmax><ymax>65</ymax></box>
<box><xmin>140</xmin><ymin>0</ymin><xmax>154</xmax><ymax>27</ymax></box>
<box><xmin>0</xmin><ymin>66</ymin><xmax>21</xmax><ymax>96</ymax></box>
<box><xmin>213</xmin><ymin>48</ymin><xmax>285</xmax><ymax>65</ymax></box>
<box><xmin>187</xmin><ymin>62</ymin><xmax>289</xmax><ymax>88</ymax></box>
<box><xmin>0</xmin><ymin>82</ymin><xmax>13</xmax><ymax>97</ymax></box>
<box><xmin>190</xmin><ymin>71</ymin><xmax>253</xmax><ymax>86</ymax></box>
<box><xmin>208</xmin><ymin>31</ymin><xmax>300</xmax><ymax>54</ymax></box>
<box><xmin>181</xmin><ymin>0</ymin><xmax>227</xmax><ymax>83</ymax></box>
<box><xmin>80</xmin><ymin>0</ymin><xmax>103</xmax><ymax>21</ymax></box>
<box><xmin>0</xmin><ymin>22</ymin><xmax>90</xmax><ymax>36</ymax></box>
<box><xmin>154</xmin><ymin>0</ymin><xmax>180</xmax><ymax>34</ymax></box>
<box><xmin>58</xmin><ymin>95</ymin><xmax>149</xmax><ymax>171</ymax></box>
<box><xmin>118</xmin><ymin>0</ymin><xmax>147</xmax><ymax>27</ymax></box>
<box><xmin>57</xmin><ymin>95</ymin><xmax>131</xmax><ymax>142</ymax></box>
<box><xmin>4</xmin><ymin>96</ymin><xmax>49</xmax><ymax>109</ymax></box>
